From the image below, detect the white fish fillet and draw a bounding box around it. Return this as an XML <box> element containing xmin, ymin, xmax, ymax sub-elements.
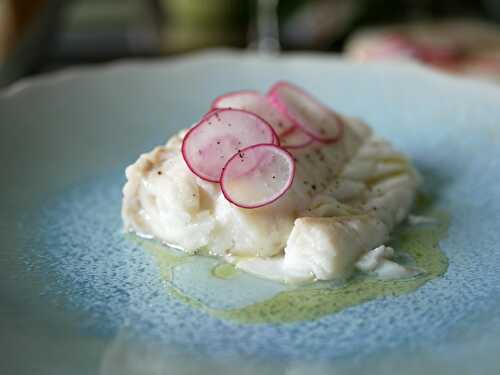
<box><xmin>122</xmin><ymin>115</ymin><xmax>420</xmax><ymax>282</ymax></box>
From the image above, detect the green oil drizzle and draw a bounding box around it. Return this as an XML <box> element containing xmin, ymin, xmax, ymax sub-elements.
<box><xmin>211</xmin><ymin>263</ymin><xmax>238</xmax><ymax>279</ymax></box>
<box><xmin>129</xmin><ymin>194</ymin><xmax>449</xmax><ymax>324</ymax></box>
<box><xmin>133</xmin><ymin>239</ymin><xmax>190</xmax><ymax>281</ymax></box>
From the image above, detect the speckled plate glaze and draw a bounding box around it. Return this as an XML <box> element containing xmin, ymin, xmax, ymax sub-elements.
<box><xmin>1</xmin><ymin>51</ymin><xmax>500</xmax><ymax>375</ymax></box>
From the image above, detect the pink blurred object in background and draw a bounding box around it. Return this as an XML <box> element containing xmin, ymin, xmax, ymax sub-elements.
<box><xmin>345</xmin><ymin>19</ymin><xmax>500</xmax><ymax>83</ymax></box>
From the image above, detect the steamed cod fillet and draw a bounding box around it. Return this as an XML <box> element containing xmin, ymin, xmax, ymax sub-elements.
<box><xmin>122</xmin><ymin>116</ymin><xmax>420</xmax><ymax>283</ymax></box>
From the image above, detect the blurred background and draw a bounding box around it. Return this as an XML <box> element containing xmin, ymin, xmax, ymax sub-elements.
<box><xmin>1</xmin><ymin>0</ymin><xmax>500</xmax><ymax>87</ymax></box>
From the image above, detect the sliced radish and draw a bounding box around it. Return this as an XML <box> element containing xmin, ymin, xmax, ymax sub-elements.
<box><xmin>182</xmin><ymin>109</ymin><xmax>279</xmax><ymax>183</ymax></box>
<box><xmin>278</xmin><ymin>126</ymin><xmax>297</xmax><ymax>138</ymax></box>
<box><xmin>211</xmin><ymin>90</ymin><xmax>260</xmax><ymax>109</ymax></box>
<box><xmin>268</xmin><ymin>81</ymin><xmax>344</xmax><ymax>144</ymax></box>
<box><xmin>211</xmin><ymin>90</ymin><xmax>295</xmax><ymax>135</ymax></box>
<box><xmin>221</xmin><ymin>144</ymin><xmax>295</xmax><ymax>209</ymax></box>
<box><xmin>280</xmin><ymin>126</ymin><xmax>314</xmax><ymax>149</ymax></box>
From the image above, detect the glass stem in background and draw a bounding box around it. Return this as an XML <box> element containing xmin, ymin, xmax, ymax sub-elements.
<box><xmin>256</xmin><ymin>0</ymin><xmax>281</xmax><ymax>53</ymax></box>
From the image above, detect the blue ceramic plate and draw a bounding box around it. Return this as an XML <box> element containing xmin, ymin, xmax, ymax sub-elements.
<box><xmin>1</xmin><ymin>51</ymin><xmax>500</xmax><ymax>375</ymax></box>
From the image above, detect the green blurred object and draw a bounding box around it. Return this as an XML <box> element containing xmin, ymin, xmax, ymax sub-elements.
<box><xmin>161</xmin><ymin>0</ymin><xmax>248</xmax><ymax>27</ymax></box>
<box><xmin>159</xmin><ymin>0</ymin><xmax>250</xmax><ymax>52</ymax></box>
<box><xmin>162</xmin><ymin>27</ymin><xmax>246</xmax><ymax>52</ymax></box>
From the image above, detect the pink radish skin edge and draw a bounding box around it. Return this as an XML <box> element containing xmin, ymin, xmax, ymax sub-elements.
<box><xmin>182</xmin><ymin>124</ymin><xmax>219</xmax><ymax>183</ymax></box>
<box><xmin>212</xmin><ymin>90</ymin><xmax>296</xmax><ymax>136</ymax></box>
<box><xmin>279</xmin><ymin>126</ymin><xmax>314</xmax><ymax>149</ymax></box>
<box><xmin>284</xmin><ymin>138</ymin><xmax>314</xmax><ymax>149</ymax></box>
<box><xmin>267</xmin><ymin>81</ymin><xmax>344</xmax><ymax>144</ymax></box>
<box><xmin>181</xmin><ymin>108</ymin><xmax>280</xmax><ymax>183</ymax></box>
<box><xmin>210</xmin><ymin>90</ymin><xmax>261</xmax><ymax>110</ymax></box>
<box><xmin>278</xmin><ymin>126</ymin><xmax>297</xmax><ymax>138</ymax></box>
<box><xmin>210</xmin><ymin>89</ymin><xmax>312</xmax><ymax>149</ymax></box>
<box><xmin>204</xmin><ymin>107</ymin><xmax>281</xmax><ymax>146</ymax></box>
<box><xmin>181</xmin><ymin>108</ymin><xmax>280</xmax><ymax>182</ymax></box>
<box><xmin>220</xmin><ymin>144</ymin><xmax>296</xmax><ymax>209</ymax></box>
<box><xmin>268</xmin><ymin>81</ymin><xmax>344</xmax><ymax>144</ymax></box>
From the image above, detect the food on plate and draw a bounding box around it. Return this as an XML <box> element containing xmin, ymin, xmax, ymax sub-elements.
<box><xmin>122</xmin><ymin>81</ymin><xmax>421</xmax><ymax>283</ymax></box>
<box><xmin>345</xmin><ymin>19</ymin><xmax>500</xmax><ymax>82</ymax></box>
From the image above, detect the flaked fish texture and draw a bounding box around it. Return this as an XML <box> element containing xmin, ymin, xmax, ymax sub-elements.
<box><xmin>122</xmin><ymin>115</ymin><xmax>420</xmax><ymax>283</ymax></box>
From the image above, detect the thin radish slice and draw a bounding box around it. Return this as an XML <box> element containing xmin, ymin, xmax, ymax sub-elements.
<box><xmin>211</xmin><ymin>90</ymin><xmax>260</xmax><ymax>109</ymax></box>
<box><xmin>212</xmin><ymin>90</ymin><xmax>295</xmax><ymax>135</ymax></box>
<box><xmin>221</xmin><ymin>144</ymin><xmax>295</xmax><ymax>209</ymax></box>
<box><xmin>268</xmin><ymin>81</ymin><xmax>344</xmax><ymax>144</ymax></box>
<box><xmin>278</xmin><ymin>125</ymin><xmax>296</xmax><ymax>138</ymax></box>
<box><xmin>272</xmin><ymin>132</ymin><xmax>279</xmax><ymax>145</ymax></box>
<box><xmin>182</xmin><ymin>109</ymin><xmax>279</xmax><ymax>183</ymax></box>
<box><xmin>280</xmin><ymin>126</ymin><xmax>314</xmax><ymax>149</ymax></box>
